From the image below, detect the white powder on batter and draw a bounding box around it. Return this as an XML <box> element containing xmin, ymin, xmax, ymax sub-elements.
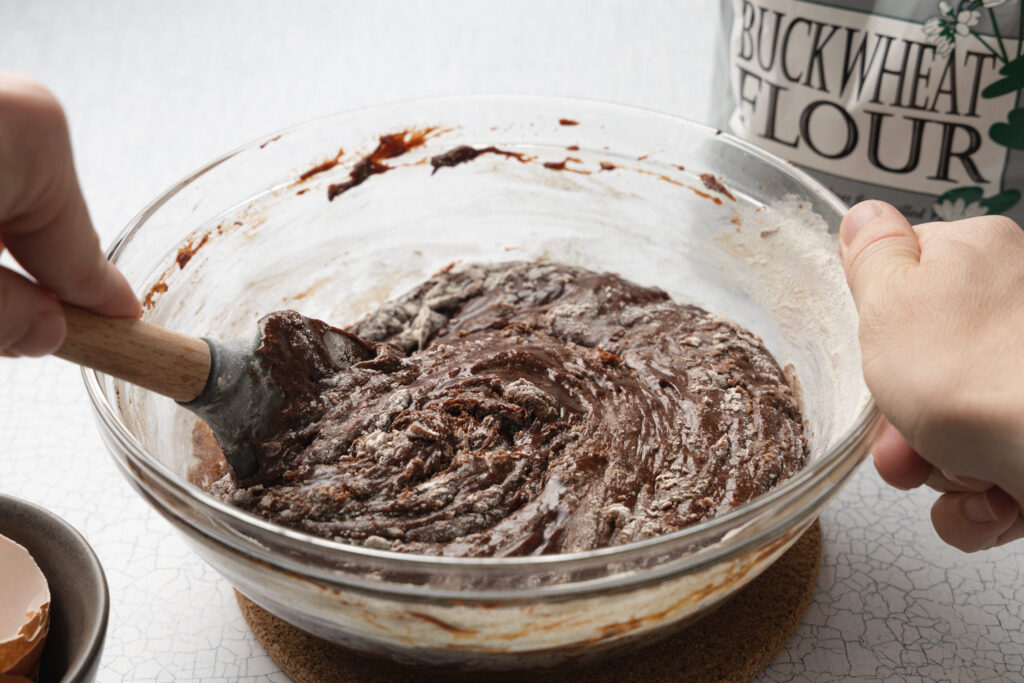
<box><xmin>709</xmin><ymin>197</ymin><xmax>868</xmax><ymax>454</ymax></box>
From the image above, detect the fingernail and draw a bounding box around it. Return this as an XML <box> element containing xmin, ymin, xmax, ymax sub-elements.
<box><xmin>8</xmin><ymin>311</ymin><xmax>67</xmax><ymax>357</ymax></box>
<box><xmin>841</xmin><ymin>201</ymin><xmax>885</xmax><ymax>245</ymax></box>
<box><xmin>963</xmin><ymin>491</ymin><xmax>998</xmax><ymax>524</ymax></box>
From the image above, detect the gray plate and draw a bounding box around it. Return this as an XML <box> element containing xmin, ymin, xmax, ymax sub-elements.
<box><xmin>0</xmin><ymin>494</ymin><xmax>108</xmax><ymax>683</ymax></box>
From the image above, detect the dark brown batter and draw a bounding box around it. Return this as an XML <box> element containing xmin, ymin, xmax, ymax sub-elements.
<box><xmin>204</xmin><ymin>262</ymin><xmax>807</xmax><ymax>557</ymax></box>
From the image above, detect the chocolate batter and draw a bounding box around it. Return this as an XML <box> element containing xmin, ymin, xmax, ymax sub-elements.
<box><xmin>204</xmin><ymin>262</ymin><xmax>807</xmax><ymax>557</ymax></box>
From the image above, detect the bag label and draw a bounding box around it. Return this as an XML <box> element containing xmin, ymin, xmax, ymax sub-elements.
<box><xmin>728</xmin><ymin>0</ymin><xmax>1021</xmax><ymax>218</ymax></box>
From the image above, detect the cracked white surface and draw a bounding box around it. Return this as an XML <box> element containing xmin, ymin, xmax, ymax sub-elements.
<box><xmin>2</xmin><ymin>1</ymin><xmax>1023</xmax><ymax>680</ymax></box>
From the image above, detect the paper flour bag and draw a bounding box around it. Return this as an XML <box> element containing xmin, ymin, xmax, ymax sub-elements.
<box><xmin>713</xmin><ymin>0</ymin><xmax>1023</xmax><ymax>224</ymax></box>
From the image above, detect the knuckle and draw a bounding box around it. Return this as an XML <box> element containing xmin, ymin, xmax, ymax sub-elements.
<box><xmin>0</xmin><ymin>73</ymin><xmax>64</xmax><ymax>122</ymax></box>
<box><xmin>977</xmin><ymin>213</ymin><xmax>1019</xmax><ymax>233</ymax></box>
<box><xmin>981</xmin><ymin>215</ymin><xmax>1022</xmax><ymax>243</ymax></box>
<box><xmin>956</xmin><ymin>214</ymin><xmax>1023</xmax><ymax>248</ymax></box>
<box><xmin>846</xmin><ymin>227</ymin><xmax>916</xmax><ymax>284</ymax></box>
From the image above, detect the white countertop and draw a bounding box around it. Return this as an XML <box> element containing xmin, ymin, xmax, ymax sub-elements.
<box><xmin>2</xmin><ymin>1</ymin><xmax>1022</xmax><ymax>680</ymax></box>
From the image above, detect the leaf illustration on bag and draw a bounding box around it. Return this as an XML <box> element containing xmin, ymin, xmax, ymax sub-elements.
<box><xmin>982</xmin><ymin>55</ymin><xmax>1024</xmax><ymax>98</ymax></box>
<box><xmin>982</xmin><ymin>190</ymin><xmax>1023</xmax><ymax>214</ymax></box>
<box><xmin>990</xmin><ymin>108</ymin><xmax>1024</xmax><ymax>148</ymax></box>
<box><xmin>932</xmin><ymin>186</ymin><xmax>1022</xmax><ymax>220</ymax></box>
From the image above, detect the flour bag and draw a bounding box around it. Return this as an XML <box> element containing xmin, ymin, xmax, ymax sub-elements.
<box><xmin>713</xmin><ymin>0</ymin><xmax>1023</xmax><ymax>224</ymax></box>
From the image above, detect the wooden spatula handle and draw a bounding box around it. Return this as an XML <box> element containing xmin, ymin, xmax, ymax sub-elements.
<box><xmin>55</xmin><ymin>304</ymin><xmax>211</xmax><ymax>403</ymax></box>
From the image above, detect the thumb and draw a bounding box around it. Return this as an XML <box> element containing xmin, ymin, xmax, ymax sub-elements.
<box><xmin>930</xmin><ymin>488</ymin><xmax>1022</xmax><ymax>552</ymax></box>
<box><xmin>839</xmin><ymin>201</ymin><xmax>921</xmax><ymax>310</ymax></box>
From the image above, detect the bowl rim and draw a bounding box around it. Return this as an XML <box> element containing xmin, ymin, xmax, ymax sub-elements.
<box><xmin>84</xmin><ymin>94</ymin><xmax>880</xmax><ymax>574</ymax></box>
<box><xmin>0</xmin><ymin>493</ymin><xmax>110</xmax><ymax>681</ymax></box>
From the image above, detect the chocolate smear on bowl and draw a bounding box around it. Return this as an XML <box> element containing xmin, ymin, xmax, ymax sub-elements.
<box><xmin>142</xmin><ymin>282</ymin><xmax>167</xmax><ymax>310</ymax></box>
<box><xmin>429</xmin><ymin>145</ymin><xmax>529</xmax><ymax>174</ymax></box>
<box><xmin>176</xmin><ymin>233</ymin><xmax>211</xmax><ymax>269</ymax></box>
<box><xmin>327</xmin><ymin>128</ymin><xmax>436</xmax><ymax>200</ymax></box>
<box><xmin>543</xmin><ymin>157</ymin><xmax>590</xmax><ymax>174</ymax></box>
<box><xmin>299</xmin><ymin>148</ymin><xmax>344</xmax><ymax>182</ymax></box>
<box><xmin>700</xmin><ymin>173</ymin><xmax>737</xmax><ymax>201</ymax></box>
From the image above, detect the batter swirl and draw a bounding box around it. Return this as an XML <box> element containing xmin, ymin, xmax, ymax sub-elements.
<box><xmin>205</xmin><ymin>262</ymin><xmax>807</xmax><ymax>556</ymax></box>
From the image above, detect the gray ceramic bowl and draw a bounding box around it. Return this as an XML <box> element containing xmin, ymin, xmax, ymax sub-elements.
<box><xmin>0</xmin><ymin>494</ymin><xmax>108</xmax><ymax>683</ymax></box>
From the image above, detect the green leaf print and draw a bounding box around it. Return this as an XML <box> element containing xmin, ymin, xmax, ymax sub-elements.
<box><xmin>937</xmin><ymin>187</ymin><xmax>985</xmax><ymax>204</ymax></box>
<box><xmin>990</xmin><ymin>108</ymin><xmax>1024</xmax><ymax>149</ymax></box>
<box><xmin>981</xmin><ymin>190</ymin><xmax>1022</xmax><ymax>215</ymax></box>
<box><xmin>982</xmin><ymin>55</ymin><xmax>1024</xmax><ymax>99</ymax></box>
<box><xmin>932</xmin><ymin>187</ymin><xmax>1021</xmax><ymax>220</ymax></box>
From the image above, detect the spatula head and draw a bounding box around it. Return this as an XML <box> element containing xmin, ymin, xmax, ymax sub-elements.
<box><xmin>180</xmin><ymin>311</ymin><xmax>373</xmax><ymax>483</ymax></box>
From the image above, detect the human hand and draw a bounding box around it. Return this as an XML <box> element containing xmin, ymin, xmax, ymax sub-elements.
<box><xmin>840</xmin><ymin>200</ymin><xmax>1024</xmax><ymax>552</ymax></box>
<box><xmin>0</xmin><ymin>72</ymin><xmax>139</xmax><ymax>358</ymax></box>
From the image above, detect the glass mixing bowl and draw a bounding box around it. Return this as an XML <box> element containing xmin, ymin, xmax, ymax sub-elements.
<box><xmin>85</xmin><ymin>97</ymin><xmax>882</xmax><ymax>669</ymax></box>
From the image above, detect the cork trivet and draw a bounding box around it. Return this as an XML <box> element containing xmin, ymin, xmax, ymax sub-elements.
<box><xmin>238</xmin><ymin>519</ymin><xmax>821</xmax><ymax>683</ymax></box>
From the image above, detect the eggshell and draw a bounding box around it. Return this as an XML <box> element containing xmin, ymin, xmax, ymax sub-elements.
<box><xmin>0</xmin><ymin>534</ymin><xmax>50</xmax><ymax>677</ymax></box>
